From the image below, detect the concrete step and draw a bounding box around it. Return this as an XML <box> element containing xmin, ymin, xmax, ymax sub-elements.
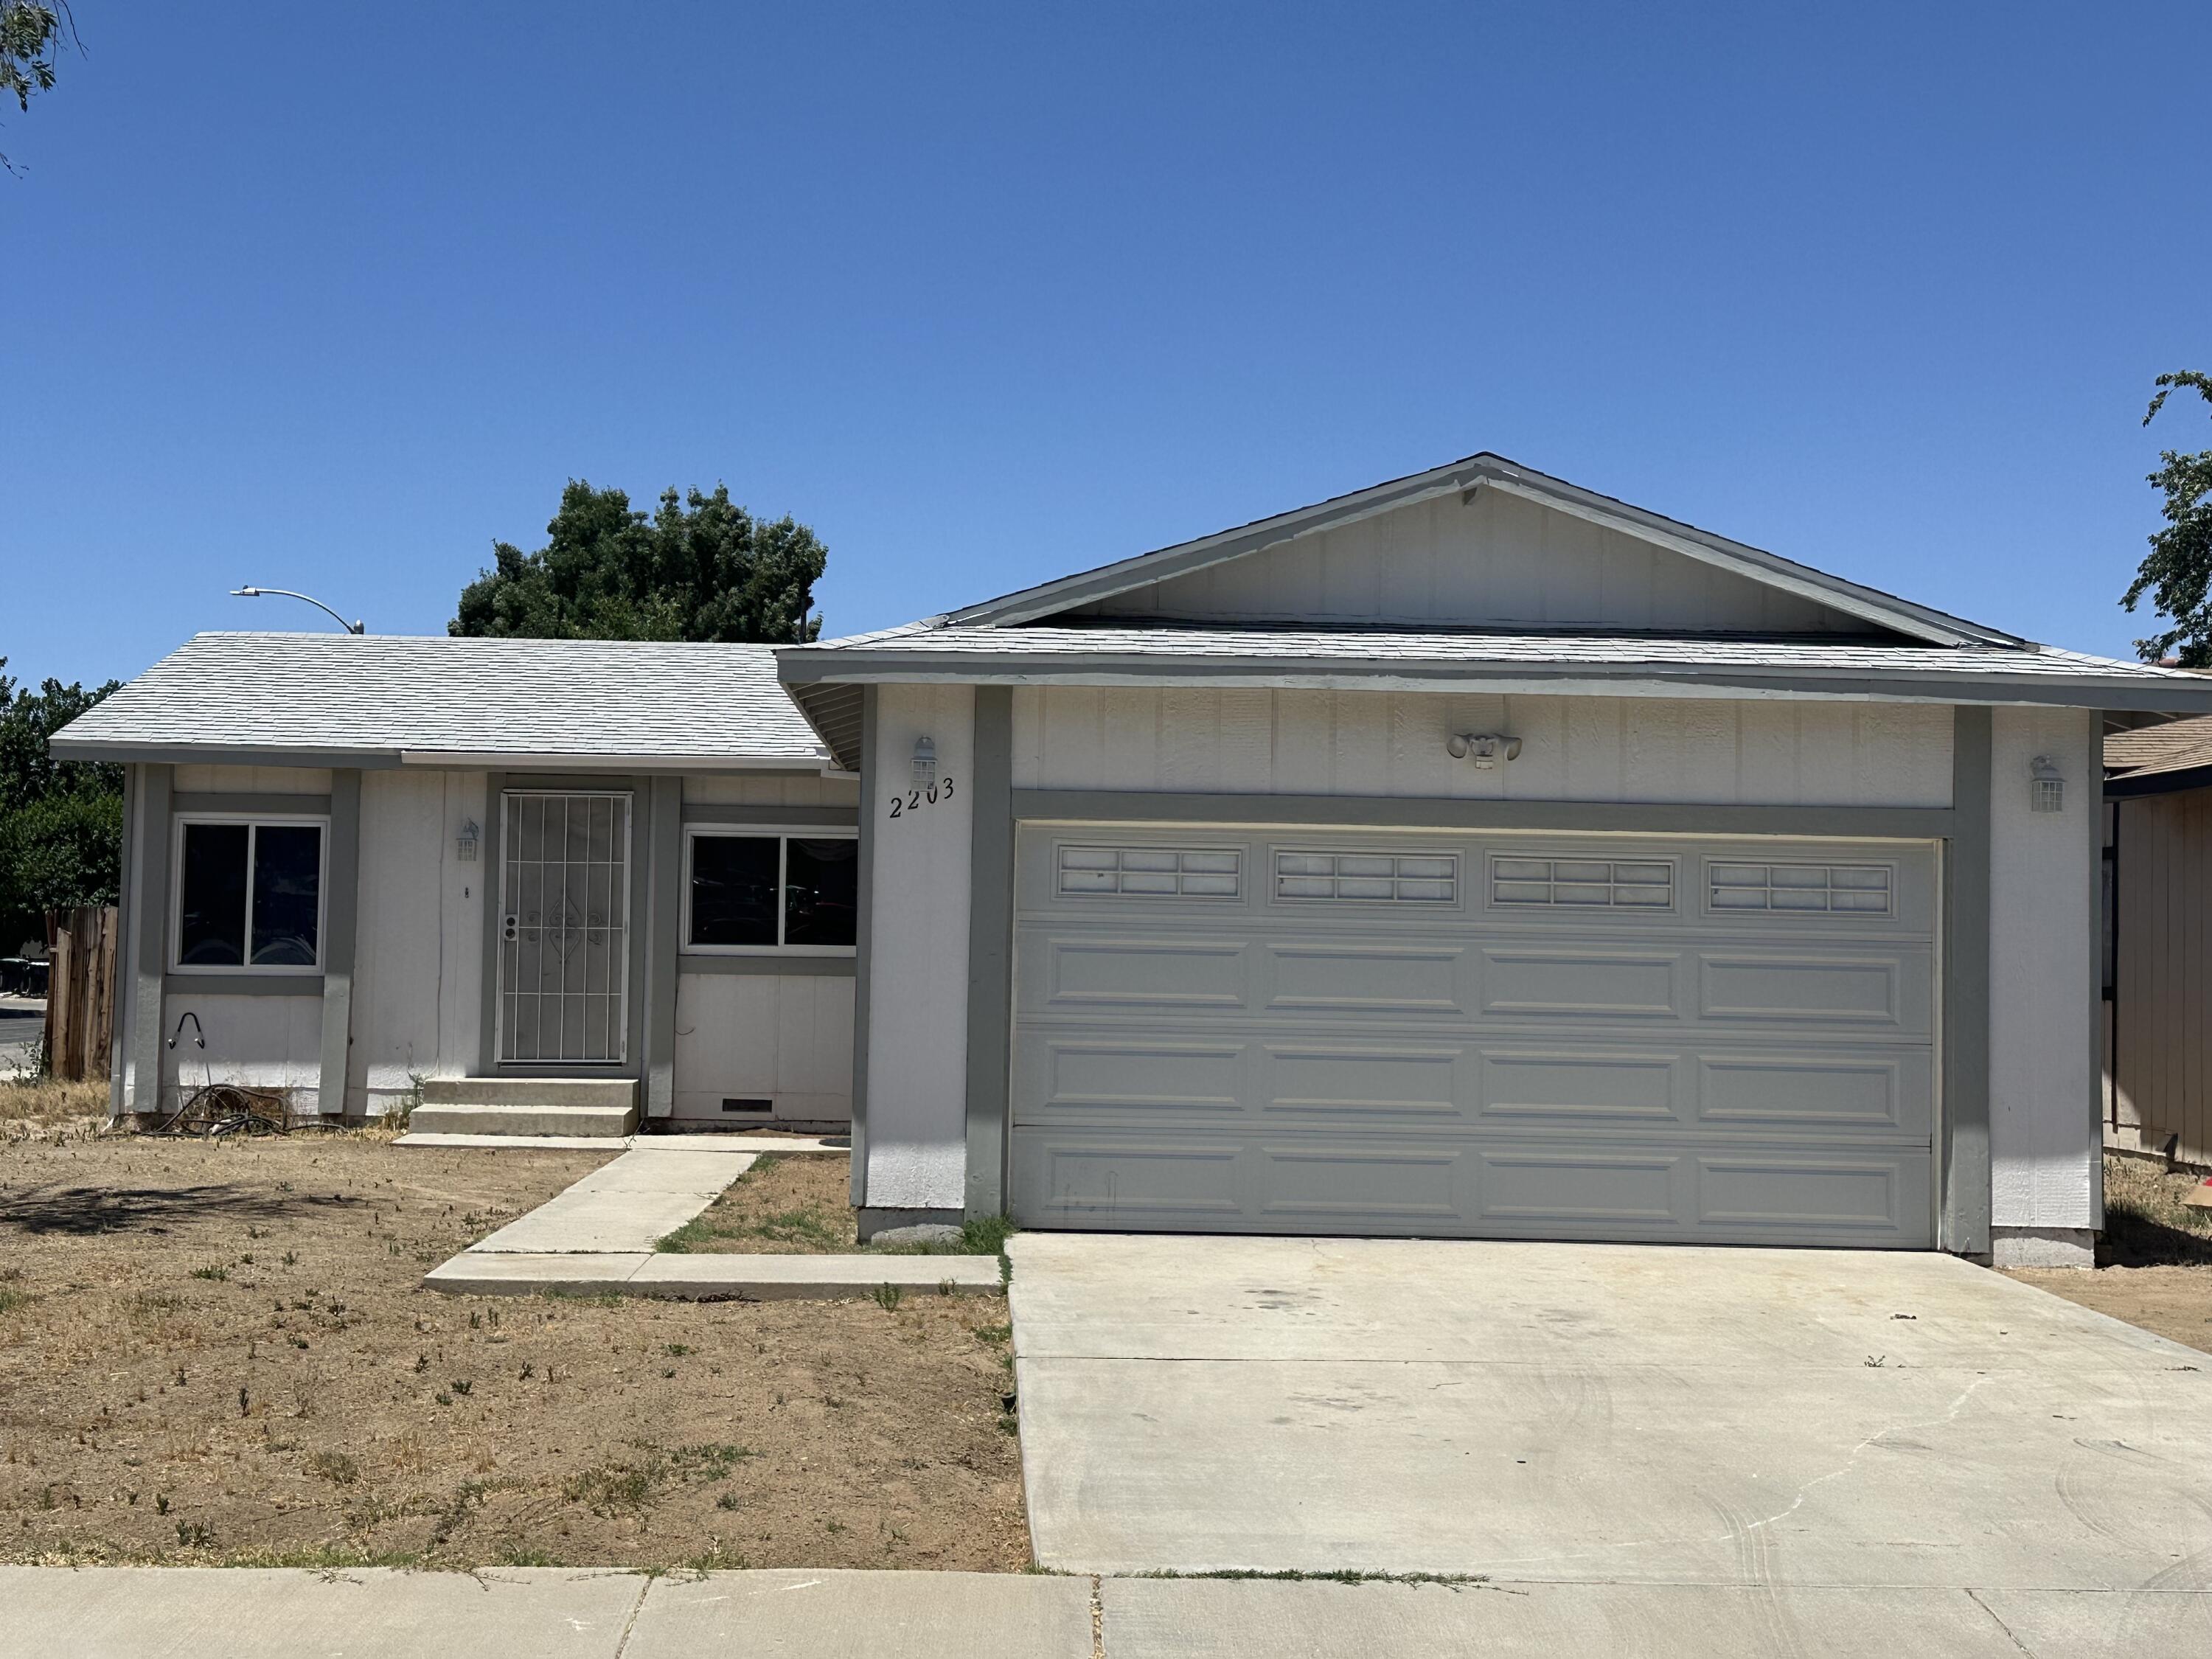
<box><xmin>420</xmin><ymin>1077</ymin><xmax>638</xmax><ymax>1110</ymax></box>
<box><xmin>408</xmin><ymin>1102</ymin><xmax>639</xmax><ymax>1138</ymax></box>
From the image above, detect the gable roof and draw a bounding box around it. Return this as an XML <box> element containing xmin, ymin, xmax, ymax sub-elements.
<box><xmin>50</xmin><ymin>633</ymin><xmax>832</xmax><ymax>770</ymax></box>
<box><xmin>937</xmin><ymin>452</ymin><xmax>2023</xmax><ymax>648</ymax></box>
<box><xmin>2106</xmin><ymin>712</ymin><xmax>2212</xmax><ymax>798</ymax></box>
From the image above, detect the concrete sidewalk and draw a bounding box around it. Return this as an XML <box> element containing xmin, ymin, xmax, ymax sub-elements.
<box><xmin>7</xmin><ymin>1565</ymin><xmax>2208</xmax><ymax>1658</ymax></box>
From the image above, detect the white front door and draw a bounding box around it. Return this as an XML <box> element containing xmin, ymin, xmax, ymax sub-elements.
<box><xmin>497</xmin><ymin>790</ymin><xmax>633</xmax><ymax>1065</ymax></box>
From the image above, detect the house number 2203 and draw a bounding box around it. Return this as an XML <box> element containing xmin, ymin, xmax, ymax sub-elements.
<box><xmin>887</xmin><ymin>777</ymin><xmax>955</xmax><ymax>820</ymax></box>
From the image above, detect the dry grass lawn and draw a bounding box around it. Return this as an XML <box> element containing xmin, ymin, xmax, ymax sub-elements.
<box><xmin>0</xmin><ymin>1095</ymin><xmax>1027</xmax><ymax>1571</ymax></box>
<box><xmin>2008</xmin><ymin>1153</ymin><xmax>2212</xmax><ymax>1355</ymax></box>
<box><xmin>655</xmin><ymin>1153</ymin><xmax>1010</xmax><ymax>1258</ymax></box>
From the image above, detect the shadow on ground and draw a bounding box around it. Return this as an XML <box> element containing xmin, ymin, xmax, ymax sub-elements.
<box><xmin>0</xmin><ymin>1183</ymin><xmax>360</xmax><ymax>1236</ymax></box>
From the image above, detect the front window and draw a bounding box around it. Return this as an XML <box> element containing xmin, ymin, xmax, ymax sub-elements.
<box><xmin>175</xmin><ymin>818</ymin><xmax>325</xmax><ymax>970</ymax></box>
<box><xmin>686</xmin><ymin>830</ymin><xmax>857</xmax><ymax>952</ymax></box>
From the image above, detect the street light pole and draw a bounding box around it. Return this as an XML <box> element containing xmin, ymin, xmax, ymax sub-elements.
<box><xmin>231</xmin><ymin>587</ymin><xmax>366</xmax><ymax>634</ymax></box>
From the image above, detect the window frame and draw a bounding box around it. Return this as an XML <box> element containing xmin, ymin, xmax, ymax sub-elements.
<box><xmin>169</xmin><ymin>812</ymin><xmax>331</xmax><ymax>975</ymax></box>
<box><xmin>680</xmin><ymin>824</ymin><xmax>859</xmax><ymax>958</ymax></box>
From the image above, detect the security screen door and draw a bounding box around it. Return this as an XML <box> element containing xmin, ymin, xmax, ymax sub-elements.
<box><xmin>498</xmin><ymin>791</ymin><xmax>633</xmax><ymax>1065</ymax></box>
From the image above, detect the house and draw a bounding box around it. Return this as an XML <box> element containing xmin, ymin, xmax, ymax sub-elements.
<box><xmin>2102</xmin><ymin>712</ymin><xmax>2212</xmax><ymax>1166</ymax></box>
<box><xmin>55</xmin><ymin>453</ymin><xmax>2212</xmax><ymax>1267</ymax></box>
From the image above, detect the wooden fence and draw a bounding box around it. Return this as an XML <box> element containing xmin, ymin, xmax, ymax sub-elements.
<box><xmin>42</xmin><ymin>905</ymin><xmax>118</xmax><ymax>1082</ymax></box>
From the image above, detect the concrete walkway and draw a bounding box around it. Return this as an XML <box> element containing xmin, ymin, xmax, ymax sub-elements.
<box><xmin>417</xmin><ymin>1136</ymin><xmax>998</xmax><ymax>1300</ymax></box>
<box><xmin>7</xmin><ymin>1565</ymin><xmax>2207</xmax><ymax>1658</ymax></box>
<box><xmin>1009</xmin><ymin>1234</ymin><xmax>2212</xmax><ymax>1592</ymax></box>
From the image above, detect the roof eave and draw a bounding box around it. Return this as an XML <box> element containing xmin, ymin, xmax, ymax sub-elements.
<box><xmin>776</xmin><ymin>650</ymin><xmax>2212</xmax><ymax>714</ymax></box>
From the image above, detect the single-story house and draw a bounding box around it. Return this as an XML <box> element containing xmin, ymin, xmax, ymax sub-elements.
<box><xmin>2102</xmin><ymin>712</ymin><xmax>2212</xmax><ymax>1166</ymax></box>
<box><xmin>56</xmin><ymin>454</ymin><xmax>2212</xmax><ymax>1266</ymax></box>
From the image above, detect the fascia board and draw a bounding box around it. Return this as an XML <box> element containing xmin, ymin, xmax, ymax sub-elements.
<box><xmin>395</xmin><ymin>750</ymin><xmax>830</xmax><ymax>771</ymax></box>
<box><xmin>46</xmin><ymin>740</ymin><xmax>404</xmax><ymax>769</ymax></box>
<box><xmin>774</xmin><ymin>652</ymin><xmax>2212</xmax><ymax>713</ymax></box>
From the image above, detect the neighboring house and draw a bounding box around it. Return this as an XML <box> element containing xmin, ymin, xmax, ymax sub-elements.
<box><xmin>56</xmin><ymin>454</ymin><xmax>2212</xmax><ymax>1267</ymax></box>
<box><xmin>2103</xmin><ymin>713</ymin><xmax>2212</xmax><ymax>1166</ymax></box>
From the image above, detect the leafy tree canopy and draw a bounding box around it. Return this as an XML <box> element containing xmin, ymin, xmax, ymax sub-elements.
<box><xmin>0</xmin><ymin>658</ymin><xmax>122</xmax><ymax>948</ymax></box>
<box><xmin>1</xmin><ymin>1</ymin><xmax>75</xmax><ymax>175</ymax></box>
<box><xmin>2123</xmin><ymin>372</ymin><xmax>2212</xmax><ymax>667</ymax></box>
<box><xmin>451</xmin><ymin>481</ymin><xmax>827</xmax><ymax>644</ymax></box>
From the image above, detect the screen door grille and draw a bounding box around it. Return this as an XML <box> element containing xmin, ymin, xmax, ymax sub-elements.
<box><xmin>498</xmin><ymin>791</ymin><xmax>632</xmax><ymax>1065</ymax></box>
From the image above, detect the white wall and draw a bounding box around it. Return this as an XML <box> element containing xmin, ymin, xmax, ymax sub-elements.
<box><xmin>1013</xmin><ymin>686</ymin><xmax>1952</xmax><ymax>807</ymax></box>
<box><xmin>1079</xmin><ymin>486</ymin><xmax>1864</xmax><ymax>634</ymax></box>
<box><xmin>1988</xmin><ymin>706</ymin><xmax>2099</xmax><ymax>1231</ymax></box>
<box><xmin>158</xmin><ymin>992</ymin><xmax>322</xmax><ymax>1106</ymax></box>
<box><xmin>672</xmin><ymin>972</ymin><xmax>853</xmax><ymax>1123</ymax></box>
<box><xmin>174</xmin><ymin>765</ymin><xmax>335</xmax><ymax>794</ymax></box>
<box><xmin>349</xmin><ymin>769</ymin><xmax>487</xmax><ymax>1113</ymax></box>
<box><xmin>862</xmin><ymin>684</ymin><xmax>975</xmax><ymax>1209</ymax></box>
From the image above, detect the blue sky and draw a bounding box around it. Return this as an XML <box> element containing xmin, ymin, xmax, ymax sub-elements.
<box><xmin>5</xmin><ymin>3</ymin><xmax>2209</xmax><ymax>689</ymax></box>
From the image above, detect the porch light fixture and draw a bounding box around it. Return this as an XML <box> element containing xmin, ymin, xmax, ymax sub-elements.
<box><xmin>911</xmin><ymin>736</ymin><xmax>938</xmax><ymax>792</ymax></box>
<box><xmin>1447</xmin><ymin>733</ymin><xmax>1523</xmax><ymax>769</ymax></box>
<box><xmin>2029</xmin><ymin>755</ymin><xmax>2065</xmax><ymax>814</ymax></box>
<box><xmin>456</xmin><ymin>818</ymin><xmax>480</xmax><ymax>862</ymax></box>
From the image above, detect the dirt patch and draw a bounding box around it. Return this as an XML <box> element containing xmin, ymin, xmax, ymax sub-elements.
<box><xmin>2004</xmin><ymin>1154</ymin><xmax>2212</xmax><ymax>1355</ymax></box>
<box><xmin>0</xmin><ymin>1126</ymin><xmax>1027</xmax><ymax>1571</ymax></box>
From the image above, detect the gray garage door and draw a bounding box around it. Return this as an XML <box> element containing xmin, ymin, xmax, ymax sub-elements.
<box><xmin>1007</xmin><ymin>824</ymin><xmax>1937</xmax><ymax>1248</ymax></box>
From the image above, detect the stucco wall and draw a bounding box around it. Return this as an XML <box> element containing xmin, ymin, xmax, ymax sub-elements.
<box><xmin>860</xmin><ymin>684</ymin><xmax>975</xmax><ymax>1208</ymax></box>
<box><xmin>1988</xmin><ymin>705</ymin><xmax>2099</xmax><ymax>1230</ymax></box>
<box><xmin>1012</xmin><ymin>686</ymin><xmax>1953</xmax><ymax>807</ymax></box>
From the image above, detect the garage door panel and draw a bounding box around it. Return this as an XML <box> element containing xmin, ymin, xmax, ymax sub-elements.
<box><xmin>1262</xmin><ymin>942</ymin><xmax>1468</xmax><ymax>1015</ymax></box>
<box><xmin>1478</xmin><ymin>948</ymin><xmax>1683</xmax><ymax>1018</ymax></box>
<box><xmin>1023</xmin><ymin>1037</ymin><xmax>1250</xmax><ymax>1116</ymax></box>
<box><xmin>1476</xmin><ymin>1147</ymin><xmax>1685</xmax><ymax>1227</ymax></box>
<box><xmin>1009</xmin><ymin>823</ymin><xmax>1938</xmax><ymax>1248</ymax></box>
<box><xmin>1695</xmin><ymin>1153</ymin><xmax>1921</xmax><ymax>1237</ymax></box>
<box><xmin>1262</xmin><ymin>1045</ymin><xmax>1464</xmax><ymax>1117</ymax></box>
<box><xmin>1256</xmin><ymin>1145</ymin><xmax>1464</xmax><ymax>1221</ymax></box>
<box><xmin>1696</xmin><ymin>1051</ymin><xmax>1930</xmax><ymax>1135</ymax></box>
<box><xmin>1476</xmin><ymin>1048</ymin><xmax>1681</xmax><ymax>1124</ymax></box>
<box><xmin>1030</xmin><ymin>935</ymin><xmax>1251</xmax><ymax>1012</ymax></box>
<box><xmin>1015</xmin><ymin>1137</ymin><xmax>1248</xmax><ymax>1222</ymax></box>
<box><xmin>1698</xmin><ymin>950</ymin><xmax>1930</xmax><ymax>1030</ymax></box>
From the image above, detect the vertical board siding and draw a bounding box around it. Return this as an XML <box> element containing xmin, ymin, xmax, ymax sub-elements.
<box><xmin>682</xmin><ymin>773</ymin><xmax>860</xmax><ymax>807</ymax></box>
<box><xmin>1077</xmin><ymin>487</ymin><xmax>1865</xmax><ymax>634</ymax></box>
<box><xmin>2115</xmin><ymin>788</ymin><xmax>2212</xmax><ymax>1165</ymax></box>
<box><xmin>670</xmin><ymin>971</ymin><xmax>855</xmax><ymax>1121</ymax></box>
<box><xmin>1012</xmin><ymin>687</ymin><xmax>1953</xmax><ymax>808</ymax></box>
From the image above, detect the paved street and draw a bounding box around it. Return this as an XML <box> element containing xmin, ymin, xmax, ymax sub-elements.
<box><xmin>0</xmin><ymin>995</ymin><xmax>43</xmax><ymax>1077</ymax></box>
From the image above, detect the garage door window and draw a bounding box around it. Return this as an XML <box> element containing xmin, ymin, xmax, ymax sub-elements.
<box><xmin>1710</xmin><ymin>862</ymin><xmax>1892</xmax><ymax>914</ymax></box>
<box><xmin>1057</xmin><ymin>844</ymin><xmax>1241</xmax><ymax>898</ymax></box>
<box><xmin>686</xmin><ymin>830</ymin><xmax>858</xmax><ymax>953</ymax></box>
<box><xmin>1274</xmin><ymin>850</ymin><xmax>1458</xmax><ymax>902</ymax></box>
<box><xmin>1490</xmin><ymin>855</ymin><xmax>1674</xmax><ymax>908</ymax></box>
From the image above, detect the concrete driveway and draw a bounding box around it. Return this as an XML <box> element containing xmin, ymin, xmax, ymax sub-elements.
<box><xmin>1009</xmin><ymin>1234</ymin><xmax>2212</xmax><ymax>1613</ymax></box>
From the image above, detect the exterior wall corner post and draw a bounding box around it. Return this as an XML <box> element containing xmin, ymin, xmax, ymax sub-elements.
<box><xmin>316</xmin><ymin>769</ymin><xmax>363</xmax><ymax>1118</ymax></box>
<box><xmin>963</xmin><ymin>686</ymin><xmax>1015</xmax><ymax>1220</ymax></box>
<box><xmin>1944</xmin><ymin>706</ymin><xmax>1993</xmax><ymax>1255</ymax></box>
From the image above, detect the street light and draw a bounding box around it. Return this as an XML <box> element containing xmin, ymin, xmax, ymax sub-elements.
<box><xmin>231</xmin><ymin>586</ymin><xmax>365</xmax><ymax>634</ymax></box>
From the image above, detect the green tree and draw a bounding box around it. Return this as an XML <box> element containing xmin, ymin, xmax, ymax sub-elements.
<box><xmin>451</xmin><ymin>481</ymin><xmax>827</xmax><ymax>644</ymax></box>
<box><xmin>0</xmin><ymin>658</ymin><xmax>122</xmax><ymax>950</ymax></box>
<box><xmin>2123</xmin><ymin>372</ymin><xmax>2212</xmax><ymax>667</ymax></box>
<box><xmin>1</xmin><ymin>1</ymin><xmax>76</xmax><ymax>175</ymax></box>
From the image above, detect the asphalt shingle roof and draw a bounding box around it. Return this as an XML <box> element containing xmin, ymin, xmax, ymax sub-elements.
<box><xmin>52</xmin><ymin>633</ymin><xmax>829</xmax><ymax>765</ymax></box>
